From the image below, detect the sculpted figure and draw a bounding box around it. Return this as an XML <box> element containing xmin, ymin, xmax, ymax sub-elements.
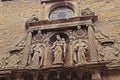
<box><xmin>51</xmin><ymin>35</ymin><xmax>66</xmax><ymax>64</ymax></box>
<box><xmin>73</xmin><ymin>41</ymin><xmax>88</xmax><ymax>64</ymax></box>
<box><xmin>99</xmin><ymin>44</ymin><xmax>120</xmax><ymax>61</ymax></box>
<box><xmin>31</xmin><ymin>44</ymin><xmax>44</xmax><ymax>67</ymax></box>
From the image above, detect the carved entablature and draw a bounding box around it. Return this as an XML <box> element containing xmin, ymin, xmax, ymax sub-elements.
<box><xmin>23</xmin><ymin>15</ymin><xmax>99</xmax><ymax>68</ymax></box>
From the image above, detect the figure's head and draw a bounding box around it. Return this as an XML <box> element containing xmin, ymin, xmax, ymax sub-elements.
<box><xmin>56</xmin><ymin>34</ymin><xmax>61</xmax><ymax>40</ymax></box>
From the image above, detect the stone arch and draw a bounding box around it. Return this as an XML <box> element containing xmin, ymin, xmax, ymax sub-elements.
<box><xmin>49</xmin><ymin>32</ymin><xmax>70</xmax><ymax>64</ymax></box>
<box><xmin>48</xmin><ymin>2</ymin><xmax>75</xmax><ymax>20</ymax></box>
<box><xmin>50</xmin><ymin>2</ymin><xmax>74</xmax><ymax>11</ymax></box>
<box><xmin>49</xmin><ymin>32</ymin><xmax>70</xmax><ymax>45</ymax></box>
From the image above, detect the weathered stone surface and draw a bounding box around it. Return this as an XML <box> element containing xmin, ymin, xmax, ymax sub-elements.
<box><xmin>0</xmin><ymin>0</ymin><xmax>120</xmax><ymax>80</ymax></box>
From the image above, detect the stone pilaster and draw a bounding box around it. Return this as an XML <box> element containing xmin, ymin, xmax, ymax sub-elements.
<box><xmin>88</xmin><ymin>25</ymin><xmax>97</xmax><ymax>62</ymax></box>
<box><xmin>44</xmin><ymin>39</ymin><xmax>50</xmax><ymax>68</ymax></box>
<box><xmin>66</xmin><ymin>39</ymin><xmax>74</xmax><ymax>66</ymax></box>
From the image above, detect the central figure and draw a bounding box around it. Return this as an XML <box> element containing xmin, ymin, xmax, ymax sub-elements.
<box><xmin>51</xmin><ymin>34</ymin><xmax>66</xmax><ymax>65</ymax></box>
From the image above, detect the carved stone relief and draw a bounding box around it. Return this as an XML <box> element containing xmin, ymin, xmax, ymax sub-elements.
<box><xmin>30</xmin><ymin>43</ymin><xmax>45</xmax><ymax>68</ymax></box>
<box><xmin>73</xmin><ymin>26</ymin><xmax>87</xmax><ymax>39</ymax></box>
<box><xmin>98</xmin><ymin>42</ymin><xmax>120</xmax><ymax>62</ymax></box>
<box><xmin>81</xmin><ymin>8</ymin><xmax>95</xmax><ymax>16</ymax></box>
<box><xmin>50</xmin><ymin>34</ymin><xmax>67</xmax><ymax>65</ymax></box>
<box><xmin>0</xmin><ymin>36</ymin><xmax>27</xmax><ymax>69</ymax></box>
<box><xmin>73</xmin><ymin>40</ymin><xmax>89</xmax><ymax>65</ymax></box>
<box><xmin>0</xmin><ymin>52</ymin><xmax>23</xmax><ymax>69</ymax></box>
<box><xmin>33</xmin><ymin>30</ymin><xmax>46</xmax><ymax>42</ymax></box>
<box><xmin>3</xmin><ymin>25</ymin><xmax>120</xmax><ymax>69</ymax></box>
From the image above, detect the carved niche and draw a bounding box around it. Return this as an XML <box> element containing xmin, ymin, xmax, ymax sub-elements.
<box><xmin>73</xmin><ymin>40</ymin><xmax>89</xmax><ymax>64</ymax></box>
<box><xmin>49</xmin><ymin>32</ymin><xmax>69</xmax><ymax>66</ymax></box>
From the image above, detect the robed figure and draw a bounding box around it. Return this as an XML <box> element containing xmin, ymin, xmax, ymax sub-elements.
<box><xmin>31</xmin><ymin>44</ymin><xmax>44</xmax><ymax>67</ymax></box>
<box><xmin>73</xmin><ymin>41</ymin><xmax>88</xmax><ymax>64</ymax></box>
<box><xmin>51</xmin><ymin>35</ymin><xmax>66</xmax><ymax>65</ymax></box>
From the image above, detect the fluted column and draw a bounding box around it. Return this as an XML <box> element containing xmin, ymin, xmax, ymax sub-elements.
<box><xmin>88</xmin><ymin>25</ymin><xmax>97</xmax><ymax>62</ymax></box>
<box><xmin>22</xmin><ymin>31</ymin><xmax>32</xmax><ymax>66</ymax></box>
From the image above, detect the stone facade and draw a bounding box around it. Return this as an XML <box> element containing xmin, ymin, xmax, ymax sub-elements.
<box><xmin>0</xmin><ymin>0</ymin><xmax>120</xmax><ymax>80</ymax></box>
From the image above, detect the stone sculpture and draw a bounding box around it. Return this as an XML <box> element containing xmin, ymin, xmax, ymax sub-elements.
<box><xmin>98</xmin><ymin>44</ymin><xmax>120</xmax><ymax>61</ymax></box>
<box><xmin>73</xmin><ymin>41</ymin><xmax>88</xmax><ymax>64</ymax></box>
<box><xmin>31</xmin><ymin>44</ymin><xmax>44</xmax><ymax>67</ymax></box>
<box><xmin>51</xmin><ymin>35</ymin><xmax>66</xmax><ymax>65</ymax></box>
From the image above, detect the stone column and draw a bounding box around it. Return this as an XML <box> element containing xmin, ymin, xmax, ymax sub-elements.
<box><xmin>88</xmin><ymin>25</ymin><xmax>97</xmax><ymax>62</ymax></box>
<box><xmin>22</xmin><ymin>31</ymin><xmax>32</xmax><ymax>66</ymax></box>
<box><xmin>92</xmin><ymin>70</ymin><xmax>102</xmax><ymax>80</ymax></box>
<box><xmin>66</xmin><ymin>39</ymin><xmax>73</xmax><ymax>66</ymax></box>
<box><xmin>43</xmin><ymin>39</ymin><xmax>50</xmax><ymax>67</ymax></box>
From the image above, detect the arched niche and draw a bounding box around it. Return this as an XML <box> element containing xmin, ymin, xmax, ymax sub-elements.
<box><xmin>49</xmin><ymin>32</ymin><xmax>70</xmax><ymax>45</ymax></box>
